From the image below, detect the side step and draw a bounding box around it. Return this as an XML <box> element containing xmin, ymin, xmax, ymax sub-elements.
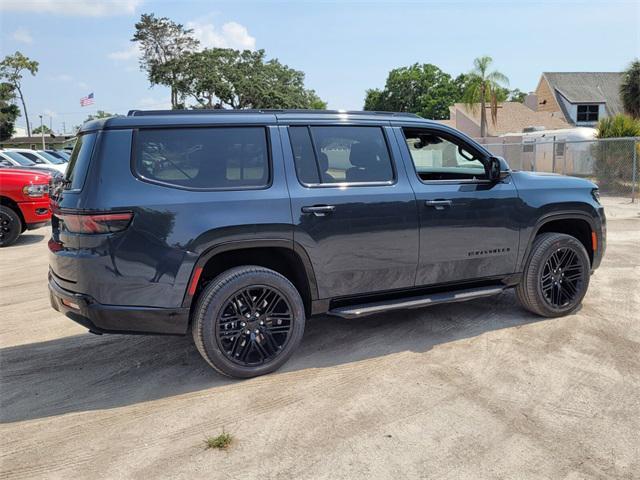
<box><xmin>328</xmin><ymin>285</ymin><xmax>505</xmax><ymax>319</ymax></box>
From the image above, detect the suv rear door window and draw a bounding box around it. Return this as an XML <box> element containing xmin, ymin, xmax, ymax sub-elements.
<box><xmin>289</xmin><ymin>126</ymin><xmax>394</xmax><ymax>185</ymax></box>
<box><xmin>134</xmin><ymin>127</ymin><xmax>270</xmax><ymax>190</ymax></box>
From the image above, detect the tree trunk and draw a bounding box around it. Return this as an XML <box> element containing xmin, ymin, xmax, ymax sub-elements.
<box><xmin>15</xmin><ymin>84</ymin><xmax>31</xmax><ymax>137</ymax></box>
<box><xmin>480</xmin><ymin>83</ymin><xmax>487</xmax><ymax>138</ymax></box>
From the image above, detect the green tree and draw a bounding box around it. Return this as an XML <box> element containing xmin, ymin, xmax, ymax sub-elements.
<box><xmin>596</xmin><ymin>114</ymin><xmax>640</xmax><ymax>138</ymax></box>
<box><xmin>180</xmin><ymin>48</ymin><xmax>326</xmax><ymax>109</ymax></box>
<box><xmin>363</xmin><ymin>63</ymin><xmax>463</xmax><ymax>119</ymax></box>
<box><xmin>0</xmin><ymin>82</ymin><xmax>20</xmax><ymax>141</ymax></box>
<box><xmin>462</xmin><ymin>56</ymin><xmax>509</xmax><ymax>137</ymax></box>
<box><xmin>620</xmin><ymin>59</ymin><xmax>640</xmax><ymax>119</ymax></box>
<box><xmin>508</xmin><ymin>88</ymin><xmax>527</xmax><ymax>103</ymax></box>
<box><xmin>593</xmin><ymin>114</ymin><xmax>640</xmax><ymax>188</ymax></box>
<box><xmin>132</xmin><ymin>13</ymin><xmax>199</xmax><ymax>109</ymax></box>
<box><xmin>33</xmin><ymin>124</ymin><xmax>52</xmax><ymax>134</ymax></box>
<box><xmin>73</xmin><ymin>111</ymin><xmax>116</xmax><ymax>132</ymax></box>
<box><xmin>0</xmin><ymin>52</ymin><xmax>39</xmax><ymax>136</ymax></box>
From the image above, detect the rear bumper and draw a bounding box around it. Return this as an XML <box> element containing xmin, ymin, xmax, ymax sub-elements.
<box><xmin>48</xmin><ymin>274</ymin><xmax>190</xmax><ymax>335</ymax></box>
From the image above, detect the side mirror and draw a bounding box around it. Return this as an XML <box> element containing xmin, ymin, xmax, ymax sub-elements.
<box><xmin>487</xmin><ymin>156</ymin><xmax>502</xmax><ymax>182</ymax></box>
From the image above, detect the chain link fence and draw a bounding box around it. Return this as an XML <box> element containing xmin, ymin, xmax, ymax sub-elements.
<box><xmin>481</xmin><ymin>137</ymin><xmax>640</xmax><ymax>201</ymax></box>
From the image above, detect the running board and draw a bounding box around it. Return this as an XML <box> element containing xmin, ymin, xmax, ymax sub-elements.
<box><xmin>328</xmin><ymin>286</ymin><xmax>505</xmax><ymax>319</ymax></box>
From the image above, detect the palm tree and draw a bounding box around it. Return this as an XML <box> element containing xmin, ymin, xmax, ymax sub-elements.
<box><xmin>620</xmin><ymin>59</ymin><xmax>640</xmax><ymax>119</ymax></box>
<box><xmin>462</xmin><ymin>56</ymin><xmax>509</xmax><ymax>137</ymax></box>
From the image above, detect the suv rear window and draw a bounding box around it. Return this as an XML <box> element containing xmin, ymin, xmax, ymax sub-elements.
<box><xmin>65</xmin><ymin>133</ymin><xmax>96</xmax><ymax>190</ymax></box>
<box><xmin>134</xmin><ymin>127</ymin><xmax>270</xmax><ymax>190</ymax></box>
<box><xmin>289</xmin><ymin>126</ymin><xmax>394</xmax><ymax>185</ymax></box>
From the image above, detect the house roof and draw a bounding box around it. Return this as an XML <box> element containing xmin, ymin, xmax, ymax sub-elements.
<box><xmin>452</xmin><ymin>102</ymin><xmax>571</xmax><ymax>136</ymax></box>
<box><xmin>0</xmin><ymin>135</ymin><xmax>75</xmax><ymax>146</ymax></box>
<box><xmin>543</xmin><ymin>72</ymin><xmax>624</xmax><ymax>116</ymax></box>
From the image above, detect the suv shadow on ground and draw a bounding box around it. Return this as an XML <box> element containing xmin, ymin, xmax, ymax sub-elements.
<box><xmin>1</xmin><ymin>291</ymin><xmax>553</xmax><ymax>423</ymax></box>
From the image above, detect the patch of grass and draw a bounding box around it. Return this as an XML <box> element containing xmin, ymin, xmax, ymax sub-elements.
<box><xmin>204</xmin><ymin>431</ymin><xmax>233</xmax><ymax>450</ymax></box>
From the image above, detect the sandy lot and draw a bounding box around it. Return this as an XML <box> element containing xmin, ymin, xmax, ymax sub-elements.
<box><xmin>1</xmin><ymin>197</ymin><xmax>639</xmax><ymax>480</ymax></box>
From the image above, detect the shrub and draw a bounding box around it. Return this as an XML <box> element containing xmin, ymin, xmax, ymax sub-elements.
<box><xmin>592</xmin><ymin>115</ymin><xmax>640</xmax><ymax>189</ymax></box>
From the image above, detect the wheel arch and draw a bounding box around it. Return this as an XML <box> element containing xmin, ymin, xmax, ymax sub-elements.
<box><xmin>183</xmin><ymin>239</ymin><xmax>318</xmax><ymax>317</ymax></box>
<box><xmin>520</xmin><ymin>212</ymin><xmax>597</xmax><ymax>271</ymax></box>
<box><xmin>0</xmin><ymin>196</ymin><xmax>26</xmax><ymax>232</ymax></box>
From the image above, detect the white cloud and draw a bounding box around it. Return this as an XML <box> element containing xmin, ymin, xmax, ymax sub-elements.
<box><xmin>49</xmin><ymin>74</ymin><xmax>89</xmax><ymax>90</ymax></box>
<box><xmin>187</xmin><ymin>20</ymin><xmax>256</xmax><ymax>50</ymax></box>
<box><xmin>108</xmin><ymin>44</ymin><xmax>140</xmax><ymax>61</ymax></box>
<box><xmin>1</xmin><ymin>0</ymin><xmax>142</xmax><ymax>16</ymax></box>
<box><xmin>136</xmin><ymin>96</ymin><xmax>171</xmax><ymax>110</ymax></box>
<box><xmin>12</xmin><ymin>27</ymin><xmax>33</xmax><ymax>44</ymax></box>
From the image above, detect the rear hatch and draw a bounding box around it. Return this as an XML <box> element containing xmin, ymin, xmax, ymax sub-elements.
<box><xmin>49</xmin><ymin>132</ymin><xmax>97</xmax><ymax>285</ymax></box>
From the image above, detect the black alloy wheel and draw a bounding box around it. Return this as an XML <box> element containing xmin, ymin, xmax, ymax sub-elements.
<box><xmin>540</xmin><ymin>247</ymin><xmax>585</xmax><ymax>308</ymax></box>
<box><xmin>216</xmin><ymin>285</ymin><xmax>293</xmax><ymax>366</ymax></box>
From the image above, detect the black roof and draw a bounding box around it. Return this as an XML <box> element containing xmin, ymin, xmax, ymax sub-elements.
<box><xmin>80</xmin><ymin>109</ymin><xmax>437</xmax><ymax>133</ymax></box>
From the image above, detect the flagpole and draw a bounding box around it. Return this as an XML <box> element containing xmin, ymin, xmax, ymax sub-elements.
<box><xmin>39</xmin><ymin>115</ymin><xmax>45</xmax><ymax>149</ymax></box>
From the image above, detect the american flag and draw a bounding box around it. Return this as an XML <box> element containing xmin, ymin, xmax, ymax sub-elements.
<box><xmin>80</xmin><ymin>93</ymin><xmax>94</xmax><ymax>107</ymax></box>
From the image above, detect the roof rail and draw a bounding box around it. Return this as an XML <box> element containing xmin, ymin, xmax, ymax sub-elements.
<box><xmin>127</xmin><ymin>108</ymin><xmax>421</xmax><ymax>118</ymax></box>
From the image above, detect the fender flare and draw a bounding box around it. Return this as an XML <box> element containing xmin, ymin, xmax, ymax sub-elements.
<box><xmin>181</xmin><ymin>238</ymin><xmax>319</xmax><ymax>308</ymax></box>
<box><xmin>518</xmin><ymin>210</ymin><xmax>597</xmax><ymax>272</ymax></box>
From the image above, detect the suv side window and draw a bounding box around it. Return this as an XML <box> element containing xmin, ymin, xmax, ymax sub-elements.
<box><xmin>403</xmin><ymin>128</ymin><xmax>487</xmax><ymax>182</ymax></box>
<box><xmin>289</xmin><ymin>126</ymin><xmax>394</xmax><ymax>185</ymax></box>
<box><xmin>134</xmin><ymin>127</ymin><xmax>270</xmax><ymax>190</ymax></box>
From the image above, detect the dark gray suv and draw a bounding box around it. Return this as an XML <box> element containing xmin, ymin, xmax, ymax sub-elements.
<box><xmin>48</xmin><ymin>110</ymin><xmax>606</xmax><ymax>378</ymax></box>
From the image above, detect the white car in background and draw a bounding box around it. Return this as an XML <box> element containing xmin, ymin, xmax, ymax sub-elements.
<box><xmin>3</xmin><ymin>148</ymin><xmax>67</xmax><ymax>174</ymax></box>
<box><xmin>0</xmin><ymin>150</ymin><xmax>65</xmax><ymax>177</ymax></box>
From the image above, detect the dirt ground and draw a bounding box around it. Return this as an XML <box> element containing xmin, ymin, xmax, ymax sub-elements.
<box><xmin>1</xmin><ymin>197</ymin><xmax>639</xmax><ymax>480</ymax></box>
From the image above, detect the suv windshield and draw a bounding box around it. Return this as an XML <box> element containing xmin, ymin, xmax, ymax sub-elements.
<box><xmin>36</xmin><ymin>151</ymin><xmax>65</xmax><ymax>164</ymax></box>
<box><xmin>2</xmin><ymin>151</ymin><xmax>36</xmax><ymax>166</ymax></box>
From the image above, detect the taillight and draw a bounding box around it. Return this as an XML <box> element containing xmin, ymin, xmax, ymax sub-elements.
<box><xmin>58</xmin><ymin>211</ymin><xmax>133</xmax><ymax>234</ymax></box>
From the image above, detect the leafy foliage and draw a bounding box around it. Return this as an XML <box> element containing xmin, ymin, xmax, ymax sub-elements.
<box><xmin>596</xmin><ymin>114</ymin><xmax>640</xmax><ymax>138</ymax></box>
<box><xmin>132</xmin><ymin>13</ymin><xmax>325</xmax><ymax>110</ymax></box>
<box><xmin>74</xmin><ymin>111</ymin><xmax>117</xmax><ymax>132</ymax></box>
<box><xmin>132</xmin><ymin>13</ymin><xmax>200</xmax><ymax>109</ymax></box>
<box><xmin>593</xmin><ymin>114</ymin><xmax>640</xmax><ymax>189</ymax></box>
<box><xmin>363</xmin><ymin>64</ymin><xmax>465</xmax><ymax>119</ymax></box>
<box><xmin>33</xmin><ymin>124</ymin><xmax>52</xmax><ymax>134</ymax></box>
<box><xmin>620</xmin><ymin>59</ymin><xmax>640</xmax><ymax>119</ymax></box>
<box><xmin>178</xmin><ymin>48</ymin><xmax>326</xmax><ymax>110</ymax></box>
<box><xmin>0</xmin><ymin>82</ymin><xmax>20</xmax><ymax>141</ymax></box>
<box><xmin>0</xmin><ymin>51</ymin><xmax>39</xmax><ymax>136</ymax></box>
<box><xmin>462</xmin><ymin>56</ymin><xmax>509</xmax><ymax>137</ymax></box>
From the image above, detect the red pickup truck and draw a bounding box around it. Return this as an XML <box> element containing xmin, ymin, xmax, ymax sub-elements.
<box><xmin>0</xmin><ymin>168</ymin><xmax>52</xmax><ymax>247</ymax></box>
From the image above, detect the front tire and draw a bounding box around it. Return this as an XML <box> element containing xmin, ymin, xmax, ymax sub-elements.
<box><xmin>516</xmin><ymin>233</ymin><xmax>590</xmax><ymax>317</ymax></box>
<box><xmin>0</xmin><ymin>206</ymin><xmax>22</xmax><ymax>247</ymax></box>
<box><xmin>192</xmin><ymin>266</ymin><xmax>306</xmax><ymax>378</ymax></box>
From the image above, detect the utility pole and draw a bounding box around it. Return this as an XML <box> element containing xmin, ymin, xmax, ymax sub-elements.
<box><xmin>49</xmin><ymin>116</ymin><xmax>53</xmax><ymax>133</ymax></box>
<box><xmin>62</xmin><ymin>122</ymin><xmax>66</xmax><ymax>134</ymax></box>
<box><xmin>39</xmin><ymin>115</ymin><xmax>45</xmax><ymax>149</ymax></box>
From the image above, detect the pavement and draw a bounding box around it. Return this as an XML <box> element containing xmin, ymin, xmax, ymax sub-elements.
<box><xmin>1</xmin><ymin>196</ymin><xmax>638</xmax><ymax>479</ymax></box>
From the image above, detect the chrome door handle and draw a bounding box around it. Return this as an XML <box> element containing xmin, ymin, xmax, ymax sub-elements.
<box><xmin>301</xmin><ymin>205</ymin><xmax>336</xmax><ymax>217</ymax></box>
<box><xmin>425</xmin><ymin>200</ymin><xmax>452</xmax><ymax>210</ymax></box>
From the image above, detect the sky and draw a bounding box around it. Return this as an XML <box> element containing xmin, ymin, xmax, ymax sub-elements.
<box><xmin>1</xmin><ymin>0</ymin><xmax>639</xmax><ymax>134</ymax></box>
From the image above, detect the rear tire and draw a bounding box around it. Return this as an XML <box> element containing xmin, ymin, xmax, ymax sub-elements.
<box><xmin>516</xmin><ymin>233</ymin><xmax>590</xmax><ymax>317</ymax></box>
<box><xmin>192</xmin><ymin>266</ymin><xmax>306</xmax><ymax>378</ymax></box>
<box><xmin>0</xmin><ymin>206</ymin><xmax>22</xmax><ymax>247</ymax></box>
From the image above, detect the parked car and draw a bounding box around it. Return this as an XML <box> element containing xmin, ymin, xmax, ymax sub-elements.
<box><xmin>48</xmin><ymin>110</ymin><xmax>606</xmax><ymax>378</ymax></box>
<box><xmin>4</xmin><ymin>148</ymin><xmax>66</xmax><ymax>174</ymax></box>
<box><xmin>0</xmin><ymin>168</ymin><xmax>52</xmax><ymax>247</ymax></box>
<box><xmin>0</xmin><ymin>151</ymin><xmax>65</xmax><ymax>178</ymax></box>
<box><xmin>44</xmin><ymin>149</ymin><xmax>70</xmax><ymax>162</ymax></box>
